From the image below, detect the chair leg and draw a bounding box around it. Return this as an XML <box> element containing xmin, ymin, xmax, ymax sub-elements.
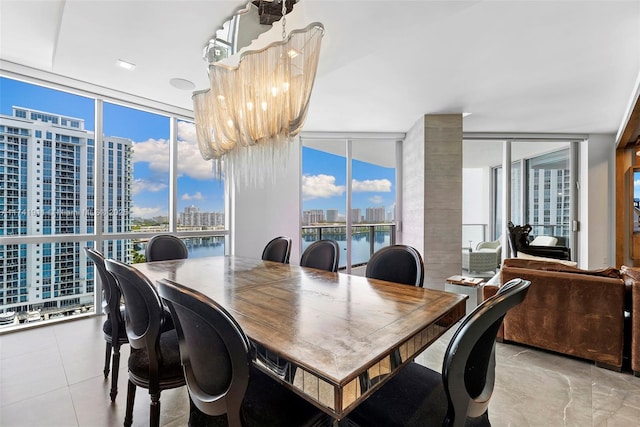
<box><xmin>104</xmin><ymin>342</ymin><xmax>112</xmax><ymax>378</ymax></box>
<box><xmin>150</xmin><ymin>391</ymin><xmax>161</xmax><ymax>427</ymax></box>
<box><xmin>124</xmin><ymin>380</ymin><xmax>136</xmax><ymax>427</ymax></box>
<box><xmin>109</xmin><ymin>344</ymin><xmax>121</xmax><ymax>402</ymax></box>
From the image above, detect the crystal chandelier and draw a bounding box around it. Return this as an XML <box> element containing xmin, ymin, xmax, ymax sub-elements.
<box><xmin>193</xmin><ymin>1</ymin><xmax>324</xmax><ymax>184</ymax></box>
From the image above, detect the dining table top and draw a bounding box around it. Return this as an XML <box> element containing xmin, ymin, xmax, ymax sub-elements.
<box><xmin>132</xmin><ymin>255</ymin><xmax>467</xmax><ymax>420</ymax></box>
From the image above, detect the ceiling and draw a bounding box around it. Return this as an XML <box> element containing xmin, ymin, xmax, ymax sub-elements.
<box><xmin>1</xmin><ymin>0</ymin><xmax>639</xmax><ymax>140</ymax></box>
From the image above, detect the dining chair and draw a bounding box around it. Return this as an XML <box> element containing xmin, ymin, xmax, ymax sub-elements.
<box><xmin>346</xmin><ymin>278</ymin><xmax>531</xmax><ymax>427</ymax></box>
<box><xmin>157</xmin><ymin>277</ymin><xmax>330</xmax><ymax>427</ymax></box>
<box><xmin>365</xmin><ymin>244</ymin><xmax>424</xmax><ymax>287</ymax></box>
<box><xmin>105</xmin><ymin>258</ymin><xmax>185</xmax><ymax>427</ymax></box>
<box><xmin>85</xmin><ymin>247</ymin><xmax>128</xmax><ymax>402</ymax></box>
<box><xmin>261</xmin><ymin>236</ymin><xmax>292</xmax><ymax>263</ymax></box>
<box><xmin>145</xmin><ymin>234</ymin><xmax>189</xmax><ymax>262</ymax></box>
<box><xmin>300</xmin><ymin>239</ymin><xmax>340</xmax><ymax>272</ymax></box>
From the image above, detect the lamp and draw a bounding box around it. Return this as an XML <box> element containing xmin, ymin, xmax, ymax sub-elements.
<box><xmin>193</xmin><ymin>1</ymin><xmax>324</xmax><ymax>184</ymax></box>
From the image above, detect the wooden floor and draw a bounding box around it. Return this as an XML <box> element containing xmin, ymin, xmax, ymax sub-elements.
<box><xmin>1</xmin><ymin>315</ymin><xmax>639</xmax><ymax>426</ymax></box>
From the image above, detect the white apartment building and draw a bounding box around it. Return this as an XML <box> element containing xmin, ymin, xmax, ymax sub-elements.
<box><xmin>0</xmin><ymin>107</ymin><xmax>132</xmax><ymax>316</ymax></box>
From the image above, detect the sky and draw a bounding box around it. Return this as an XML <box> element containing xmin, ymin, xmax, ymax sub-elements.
<box><xmin>1</xmin><ymin>77</ymin><xmax>395</xmax><ymax>219</ymax></box>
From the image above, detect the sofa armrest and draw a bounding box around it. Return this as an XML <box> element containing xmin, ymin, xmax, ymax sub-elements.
<box><xmin>621</xmin><ymin>266</ymin><xmax>640</xmax><ymax>376</ymax></box>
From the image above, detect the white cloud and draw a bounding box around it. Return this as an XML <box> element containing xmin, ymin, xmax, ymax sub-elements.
<box><xmin>352</xmin><ymin>178</ymin><xmax>392</xmax><ymax>192</ymax></box>
<box><xmin>132</xmin><ymin>179</ymin><xmax>168</xmax><ymax>195</ymax></box>
<box><xmin>369</xmin><ymin>195</ymin><xmax>384</xmax><ymax>204</ymax></box>
<box><xmin>177</xmin><ymin>121</ymin><xmax>217</xmax><ymax>180</ymax></box>
<box><xmin>131</xmin><ymin>121</ymin><xmax>216</xmax><ymax>181</ymax></box>
<box><xmin>302</xmin><ymin>174</ymin><xmax>345</xmax><ymax>200</ymax></box>
<box><xmin>131</xmin><ymin>206</ymin><xmax>164</xmax><ymax>218</ymax></box>
<box><xmin>182</xmin><ymin>192</ymin><xmax>204</xmax><ymax>201</ymax></box>
<box><xmin>132</xmin><ymin>138</ymin><xmax>170</xmax><ymax>173</ymax></box>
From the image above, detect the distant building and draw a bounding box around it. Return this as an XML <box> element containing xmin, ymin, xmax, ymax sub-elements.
<box><xmin>351</xmin><ymin>208</ymin><xmax>362</xmax><ymax>224</ymax></box>
<box><xmin>179</xmin><ymin>205</ymin><xmax>224</xmax><ymax>227</ymax></box>
<box><xmin>326</xmin><ymin>209</ymin><xmax>339</xmax><ymax>223</ymax></box>
<box><xmin>303</xmin><ymin>209</ymin><xmax>324</xmax><ymax>225</ymax></box>
<box><xmin>365</xmin><ymin>206</ymin><xmax>386</xmax><ymax>223</ymax></box>
<box><xmin>0</xmin><ymin>106</ymin><xmax>132</xmax><ymax>315</ymax></box>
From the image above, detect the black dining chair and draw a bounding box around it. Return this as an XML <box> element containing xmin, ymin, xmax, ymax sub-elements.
<box><xmin>261</xmin><ymin>236</ymin><xmax>292</xmax><ymax>264</ymax></box>
<box><xmin>145</xmin><ymin>234</ymin><xmax>189</xmax><ymax>262</ymax></box>
<box><xmin>365</xmin><ymin>244</ymin><xmax>424</xmax><ymax>287</ymax></box>
<box><xmin>300</xmin><ymin>239</ymin><xmax>340</xmax><ymax>272</ymax></box>
<box><xmin>85</xmin><ymin>247</ymin><xmax>128</xmax><ymax>402</ymax></box>
<box><xmin>346</xmin><ymin>278</ymin><xmax>531</xmax><ymax>427</ymax></box>
<box><xmin>157</xmin><ymin>278</ymin><xmax>330</xmax><ymax>427</ymax></box>
<box><xmin>105</xmin><ymin>258</ymin><xmax>185</xmax><ymax>427</ymax></box>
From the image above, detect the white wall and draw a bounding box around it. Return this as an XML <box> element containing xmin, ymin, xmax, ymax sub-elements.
<box><xmin>401</xmin><ymin>118</ymin><xmax>426</xmax><ymax>254</ymax></box>
<box><xmin>580</xmin><ymin>134</ymin><xmax>616</xmax><ymax>269</ymax></box>
<box><xmin>462</xmin><ymin>167</ymin><xmax>491</xmax><ymax>247</ymax></box>
<box><xmin>231</xmin><ymin>139</ymin><xmax>302</xmax><ymax>263</ymax></box>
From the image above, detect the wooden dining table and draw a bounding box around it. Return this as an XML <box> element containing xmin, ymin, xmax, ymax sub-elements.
<box><xmin>132</xmin><ymin>255</ymin><xmax>467</xmax><ymax>421</ymax></box>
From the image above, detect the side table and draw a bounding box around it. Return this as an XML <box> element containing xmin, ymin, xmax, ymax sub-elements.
<box><xmin>445</xmin><ymin>275</ymin><xmax>485</xmax><ymax>315</ymax></box>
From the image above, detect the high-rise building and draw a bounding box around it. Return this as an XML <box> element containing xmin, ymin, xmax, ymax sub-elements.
<box><xmin>179</xmin><ymin>205</ymin><xmax>224</xmax><ymax>228</ymax></box>
<box><xmin>0</xmin><ymin>107</ymin><xmax>132</xmax><ymax>316</ymax></box>
<box><xmin>365</xmin><ymin>206</ymin><xmax>386</xmax><ymax>223</ymax></box>
<box><xmin>325</xmin><ymin>209</ymin><xmax>339</xmax><ymax>223</ymax></box>
<box><xmin>303</xmin><ymin>209</ymin><xmax>324</xmax><ymax>225</ymax></box>
<box><xmin>351</xmin><ymin>208</ymin><xmax>362</xmax><ymax>224</ymax></box>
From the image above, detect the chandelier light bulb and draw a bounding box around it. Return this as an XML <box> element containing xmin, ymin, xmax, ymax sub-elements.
<box><xmin>261</xmin><ymin>101</ymin><xmax>268</xmax><ymax>111</ymax></box>
<box><xmin>247</xmin><ymin>101</ymin><xmax>254</xmax><ymax>111</ymax></box>
<box><xmin>271</xmin><ymin>86</ymin><xmax>279</xmax><ymax>97</ymax></box>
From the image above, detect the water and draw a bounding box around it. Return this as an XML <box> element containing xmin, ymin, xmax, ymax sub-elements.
<box><xmin>183</xmin><ymin>233</ymin><xmax>392</xmax><ymax>267</ymax></box>
<box><xmin>302</xmin><ymin>231</ymin><xmax>391</xmax><ymax>268</ymax></box>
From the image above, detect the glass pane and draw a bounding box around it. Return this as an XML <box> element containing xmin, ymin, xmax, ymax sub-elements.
<box><xmin>301</xmin><ymin>143</ymin><xmax>347</xmax><ymax>265</ymax></box>
<box><xmin>104</xmin><ymin>103</ymin><xmax>170</xmax><ymax>232</ymax></box>
<box><xmin>351</xmin><ymin>139</ymin><xmax>396</xmax><ymax>266</ymax></box>
<box><xmin>176</xmin><ymin>119</ymin><xmax>225</xmax><ymax>232</ymax></box>
<box><xmin>0</xmin><ymin>241</ymin><xmax>95</xmax><ymax>327</ymax></box>
<box><xmin>0</xmin><ymin>77</ymin><xmax>96</xmax><ymax>324</ymax></box>
<box><xmin>525</xmin><ymin>147</ymin><xmax>571</xmax><ymax>245</ymax></box>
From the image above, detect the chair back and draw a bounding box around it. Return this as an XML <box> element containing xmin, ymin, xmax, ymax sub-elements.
<box><xmin>365</xmin><ymin>245</ymin><xmax>424</xmax><ymax>287</ymax></box>
<box><xmin>105</xmin><ymin>259</ymin><xmax>166</xmax><ymax>359</ymax></box>
<box><xmin>157</xmin><ymin>278</ymin><xmax>252</xmax><ymax>426</ymax></box>
<box><xmin>145</xmin><ymin>234</ymin><xmax>189</xmax><ymax>262</ymax></box>
<box><xmin>261</xmin><ymin>236</ymin><xmax>292</xmax><ymax>264</ymax></box>
<box><xmin>85</xmin><ymin>247</ymin><xmax>124</xmax><ymax>335</ymax></box>
<box><xmin>442</xmin><ymin>278</ymin><xmax>530</xmax><ymax>426</ymax></box>
<box><xmin>300</xmin><ymin>239</ymin><xmax>340</xmax><ymax>272</ymax></box>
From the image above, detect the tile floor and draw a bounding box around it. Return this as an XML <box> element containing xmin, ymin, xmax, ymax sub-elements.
<box><xmin>1</xmin><ymin>315</ymin><xmax>639</xmax><ymax>427</ymax></box>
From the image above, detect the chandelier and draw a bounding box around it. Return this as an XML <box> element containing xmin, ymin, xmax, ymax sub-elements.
<box><xmin>193</xmin><ymin>1</ymin><xmax>324</xmax><ymax>184</ymax></box>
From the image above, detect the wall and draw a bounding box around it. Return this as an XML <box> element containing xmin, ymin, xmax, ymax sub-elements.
<box><xmin>580</xmin><ymin>134</ymin><xmax>616</xmax><ymax>269</ymax></box>
<box><xmin>401</xmin><ymin>118</ymin><xmax>426</xmax><ymax>255</ymax></box>
<box><xmin>231</xmin><ymin>139</ymin><xmax>302</xmax><ymax>263</ymax></box>
<box><xmin>462</xmin><ymin>167</ymin><xmax>491</xmax><ymax>246</ymax></box>
<box><xmin>402</xmin><ymin>114</ymin><xmax>462</xmax><ymax>290</ymax></box>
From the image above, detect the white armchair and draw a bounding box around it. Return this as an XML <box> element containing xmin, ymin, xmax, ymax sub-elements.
<box><xmin>462</xmin><ymin>240</ymin><xmax>501</xmax><ymax>273</ymax></box>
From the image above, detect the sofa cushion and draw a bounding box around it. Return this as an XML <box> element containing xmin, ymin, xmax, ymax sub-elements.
<box><xmin>504</xmin><ymin>257</ymin><xmax>620</xmax><ymax>278</ymax></box>
<box><xmin>530</xmin><ymin>236</ymin><xmax>558</xmax><ymax>246</ymax></box>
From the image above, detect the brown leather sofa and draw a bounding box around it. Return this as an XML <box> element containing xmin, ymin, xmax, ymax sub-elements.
<box><xmin>483</xmin><ymin>258</ymin><xmax>636</xmax><ymax>373</ymax></box>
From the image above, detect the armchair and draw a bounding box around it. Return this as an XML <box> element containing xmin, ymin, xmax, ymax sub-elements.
<box><xmin>507</xmin><ymin>222</ymin><xmax>571</xmax><ymax>261</ymax></box>
<box><xmin>462</xmin><ymin>239</ymin><xmax>501</xmax><ymax>274</ymax></box>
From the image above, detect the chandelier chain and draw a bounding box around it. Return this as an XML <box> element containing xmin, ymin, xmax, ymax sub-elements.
<box><xmin>281</xmin><ymin>0</ymin><xmax>287</xmax><ymax>39</ymax></box>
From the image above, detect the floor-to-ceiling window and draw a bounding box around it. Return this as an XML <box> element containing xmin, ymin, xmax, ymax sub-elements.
<box><xmin>490</xmin><ymin>141</ymin><xmax>574</xmax><ymax>256</ymax></box>
<box><xmin>300</xmin><ymin>135</ymin><xmax>398</xmax><ymax>272</ymax></box>
<box><xmin>0</xmin><ymin>76</ymin><xmax>226</xmax><ymax>329</ymax></box>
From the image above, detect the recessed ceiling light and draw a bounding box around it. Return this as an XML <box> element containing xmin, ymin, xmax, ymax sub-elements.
<box><xmin>116</xmin><ymin>59</ymin><xmax>136</xmax><ymax>71</ymax></box>
<box><xmin>169</xmin><ymin>78</ymin><xmax>196</xmax><ymax>91</ymax></box>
